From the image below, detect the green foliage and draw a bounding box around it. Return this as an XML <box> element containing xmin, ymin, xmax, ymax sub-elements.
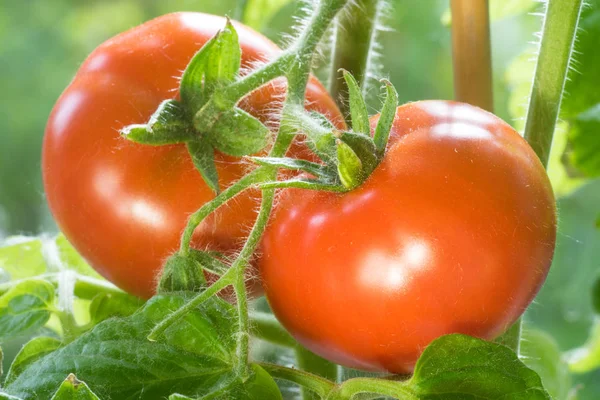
<box><xmin>342</xmin><ymin>70</ymin><xmax>371</xmax><ymax>136</ymax></box>
<box><xmin>0</xmin><ymin>280</ymin><xmax>55</xmax><ymax>340</ymax></box>
<box><xmin>4</xmin><ymin>294</ymin><xmax>240</xmax><ymax>400</ymax></box>
<box><xmin>156</xmin><ymin>253</ymin><xmax>207</xmax><ymax>294</ymax></box>
<box><xmin>4</xmin><ymin>337</ymin><xmax>61</xmax><ymax>386</ymax></box>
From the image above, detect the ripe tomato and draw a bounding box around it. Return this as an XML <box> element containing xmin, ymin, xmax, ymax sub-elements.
<box><xmin>43</xmin><ymin>12</ymin><xmax>343</xmax><ymax>298</ymax></box>
<box><xmin>260</xmin><ymin>101</ymin><xmax>557</xmax><ymax>373</ymax></box>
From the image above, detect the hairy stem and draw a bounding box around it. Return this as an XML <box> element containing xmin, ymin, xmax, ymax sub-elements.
<box><xmin>326</xmin><ymin>378</ymin><xmax>417</xmax><ymax>400</ymax></box>
<box><xmin>258</xmin><ymin>363</ymin><xmax>336</xmax><ymax>398</ymax></box>
<box><xmin>524</xmin><ymin>0</ymin><xmax>584</xmax><ymax>167</ymax></box>
<box><xmin>329</xmin><ymin>0</ymin><xmax>381</xmax><ymax>119</ymax></box>
<box><xmin>495</xmin><ymin>320</ymin><xmax>522</xmax><ymax>354</ymax></box>
<box><xmin>179</xmin><ymin>168</ymin><xmax>266</xmax><ymax>254</ymax></box>
<box><xmin>450</xmin><ymin>0</ymin><xmax>494</xmax><ymax>112</ymax></box>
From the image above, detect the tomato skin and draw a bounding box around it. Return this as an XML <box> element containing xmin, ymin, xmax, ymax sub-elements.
<box><xmin>260</xmin><ymin>100</ymin><xmax>557</xmax><ymax>373</ymax></box>
<box><xmin>42</xmin><ymin>12</ymin><xmax>343</xmax><ymax>299</ymax></box>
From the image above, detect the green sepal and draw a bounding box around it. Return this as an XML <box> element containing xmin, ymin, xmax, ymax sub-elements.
<box><xmin>287</xmin><ymin>107</ymin><xmax>337</xmax><ymax>164</ymax></box>
<box><xmin>249</xmin><ymin>157</ymin><xmax>330</xmax><ymax>179</ymax></box>
<box><xmin>341</xmin><ymin>69</ymin><xmax>370</xmax><ymax>136</ymax></box>
<box><xmin>120</xmin><ymin>100</ymin><xmax>195</xmax><ymax>145</ymax></box>
<box><xmin>50</xmin><ymin>374</ymin><xmax>100</xmax><ymax>400</ymax></box>
<box><xmin>156</xmin><ymin>253</ymin><xmax>207</xmax><ymax>294</ymax></box>
<box><xmin>187</xmin><ymin>140</ymin><xmax>221</xmax><ymax>194</ymax></box>
<box><xmin>189</xmin><ymin>249</ymin><xmax>230</xmax><ymax>277</ymax></box>
<box><xmin>180</xmin><ymin>19</ymin><xmax>241</xmax><ymax>113</ymax></box>
<box><xmin>206</xmin><ymin>107</ymin><xmax>270</xmax><ymax>157</ymax></box>
<box><xmin>336</xmin><ymin>140</ymin><xmax>364</xmax><ymax>190</ymax></box>
<box><xmin>337</xmin><ymin>131</ymin><xmax>378</xmax><ymax>177</ymax></box>
<box><xmin>373</xmin><ymin>79</ymin><xmax>399</xmax><ymax>156</ymax></box>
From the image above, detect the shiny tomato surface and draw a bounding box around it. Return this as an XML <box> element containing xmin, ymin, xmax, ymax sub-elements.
<box><xmin>260</xmin><ymin>100</ymin><xmax>557</xmax><ymax>373</ymax></box>
<box><xmin>43</xmin><ymin>12</ymin><xmax>343</xmax><ymax>298</ymax></box>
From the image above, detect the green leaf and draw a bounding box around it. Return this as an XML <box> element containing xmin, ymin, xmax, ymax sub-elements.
<box><xmin>373</xmin><ymin>80</ymin><xmax>399</xmax><ymax>155</ymax></box>
<box><xmin>4</xmin><ymin>294</ymin><xmax>237</xmax><ymax>400</ymax></box>
<box><xmin>409</xmin><ymin>334</ymin><xmax>551</xmax><ymax>399</ymax></box>
<box><xmin>88</xmin><ymin>292</ymin><xmax>143</xmax><ymax>325</ymax></box>
<box><xmin>566</xmin><ymin>104</ymin><xmax>600</xmax><ymax>177</ymax></box>
<box><xmin>521</xmin><ymin>328</ymin><xmax>573</xmax><ymax>400</ymax></box>
<box><xmin>0</xmin><ymin>280</ymin><xmax>55</xmax><ymax>340</ymax></box>
<box><xmin>249</xmin><ymin>157</ymin><xmax>329</xmax><ymax>179</ymax></box>
<box><xmin>50</xmin><ymin>374</ymin><xmax>100</xmax><ymax>400</ymax></box>
<box><xmin>207</xmin><ymin>108</ymin><xmax>270</xmax><ymax>157</ymax></box>
<box><xmin>341</xmin><ymin>70</ymin><xmax>370</xmax><ymax>136</ymax></box>
<box><xmin>187</xmin><ymin>140</ymin><xmax>220</xmax><ymax>194</ymax></box>
<box><xmin>4</xmin><ymin>337</ymin><xmax>61</xmax><ymax>386</ymax></box>
<box><xmin>336</xmin><ymin>140</ymin><xmax>363</xmax><ymax>190</ymax></box>
<box><xmin>0</xmin><ymin>393</ymin><xmax>22</xmax><ymax>400</ymax></box>
<box><xmin>526</xmin><ymin>179</ymin><xmax>600</xmax><ymax>349</ymax></box>
<box><xmin>120</xmin><ymin>100</ymin><xmax>195</xmax><ymax>145</ymax></box>
<box><xmin>180</xmin><ymin>20</ymin><xmax>240</xmax><ymax>113</ymax></box>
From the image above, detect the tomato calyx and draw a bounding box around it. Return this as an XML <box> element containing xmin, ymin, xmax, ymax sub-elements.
<box><xmin>252</xmin><ymin>73</ymin><xmax>399</xmax><ymax>192</ymax></box>
<box><xmin>119</xmin><ymin>18</ymin><xmax>272</xmax><ymax>194</ymax></box>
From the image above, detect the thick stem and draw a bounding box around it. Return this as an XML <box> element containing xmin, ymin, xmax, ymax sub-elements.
<box><xmin>450</xmin><ymin>0</ymin><xmax>494</xmax><ymax>112</ymax></box>
<box><xmin>258</xmin><ymin>363</ymin><xmax>336</xmax><ymax>398</ymax></box>
<box><xmin>296</xmin><ymin>348</ymin><xmax>340</xmax><ymax>399</ymax></box>
<box><xmin>250</xmin><ymin>311</ymin><xmax>298</xmax><ymax>348</ymax></box>
<box><xmin>328</xmin><ymin>0</ymin><xmax>381</xmax><ymax>119</ymax></box>
<box><xmin>524</xmin><ymin>0</ymin><xmax>584</xmax><ymax>167</ymax></box>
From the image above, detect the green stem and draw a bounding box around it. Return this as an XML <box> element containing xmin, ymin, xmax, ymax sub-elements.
<box><xmin>296</xmin><ymin>348</ymin><xmax>340</xmax><ymax>399</ymax></box>
<box><xmin>146</xmin><ymin>267</ymin><xmax>236</xmax><ymax>341</ymax></box>
<box><xmin>258</xmin><ymin>363</ymin><xmax>336</xmax><ymax>399</ymax></box>
<box><xmin>179</xmin><ymin>168</ymin><xmax>266</xmax><ymax>254</ymax></box>
<box><xmin>328</xmin><ymin>0</ymin><xmax>381</xmax><ymax>120</ymax></box>
<box><xmin>250</xmin><ymin>311</ymin><xmax>298</xmax><ymax>348</ymax></box>
<box><xmin>524</xmin><ymin>0</ymin><xmax>585</xmax><ymax>167</ymax></box>
<box><xmin>326</xmin><ymin>378</ymin><xmax>417</xmax><ymax>400</ymax></box>
<box><xmin>495</xmin><ymin>320</ymin><xmax>522</xmax><ymax>354</ymax></box>
<box><xmin>56</xmin><ymin>310</ymin><xmax>82</xmax><ymax>343</ymax></box>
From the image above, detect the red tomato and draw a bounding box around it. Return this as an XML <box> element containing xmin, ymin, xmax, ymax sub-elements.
<box><xmin>260</xmin><ymin>100</ymin><xmax>557</xmax><ymax>373</ymax></box>
<box><xmin>43</xmin><ymin>12</ymin><xmax>343</xmax><ymax>299</ymax></box>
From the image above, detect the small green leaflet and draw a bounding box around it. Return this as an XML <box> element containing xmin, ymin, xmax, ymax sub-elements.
<box><xmin>336</xmin><ymin>140</ymin><xmax>363</xmax><ymax>190</ymax></box>
<box><xmin>206</xmin><ymin>107</ymin><xmax>270</xmax><ymax>157</ymax></box>
<box><xmin>0</xmin><ymin>280</ymin><xmax>55</xmax><ymax>340</ymax></box>
<box><xmin>4</xmin><ymin>294</ymin><xmax>239</xmax><ymax>400</ymax></box>
<box><xmin>50</xmin><ymin>374</ymin><xmax>100</xmax><ymax>400</ymax></box>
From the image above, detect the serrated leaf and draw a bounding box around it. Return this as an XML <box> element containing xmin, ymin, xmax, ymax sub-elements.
<box><xmin>187</xmin><ymin>140</ymin><xmax>220</xmax><ymax>194</ymax></box>
<box><xmin>249</xmin><ymin>157</ymin><xmax>329</xmax><ymax>179</ymax></box>
<box><xmin>207</xmin><ymin>108</ymin><xmax>270</xmax><ymax>157</ymax></box>
<box><xmin>88</xmin><ymin>292</ymin><xmax>143</xmax><ymax>325</ymax></box>
<box><xmin>50</xmin><ymin>374</ymin><xmax>100</xmax><ymax>400</ymax></box>
<box><xmin>373</xmin><ymin>80</ymin><xmax>399</xmax><ymax>155</ymax></box>
<box><xmin>4</xmin><ymin>294</ymin><xmax>237</xmax><ymax>400</ymax></box>
<box><xmin>0</xmin><ymin>280</ymin><xmax>55</xmax><ymax>340</ymax></box>
<box><xmin>521</xmin><ymin>329</ymin><xmax>573</xmax><ymax>400</ymax></box>
<box><xmin>336</xmin><ymin>140</ymin><xmax>363</xmax><ymax>190</ymax></box>
<box><xmin>4</xmin><ymin>337</ymin><xmax>61</xmax><ymax>386</ymax></box>
<box><xmin>121</xmin><ymin>100</ymin><xmax>195</xmax><ymax>145</ymax></box>
<box><xmin>341</xmin><ymin>70</ymin><xmax>370</xmax><ymax>135</ymax></box>
<box><xmin>409</xmin><ymin>334</ymin><xmax>551</xmax><ymax>399</ymax></box>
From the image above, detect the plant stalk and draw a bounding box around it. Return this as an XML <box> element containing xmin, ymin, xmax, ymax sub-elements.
<box><xmin>450</xmin><ymin>0</ymin><xmax>494</xmax><ymax>112</ymax></box>
<box><xmin>524</xmin><ymin>0</ymin><xmax>585</xmax><ymax>167</ymax></box>
<box><xmin>328</xmin><ymin>0</ymin><xmax>381</xmax><ymax>120</ymax></box>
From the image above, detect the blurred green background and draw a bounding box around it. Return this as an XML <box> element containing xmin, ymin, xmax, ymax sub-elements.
<box><xmin>1</xmin><ymin>0</ymin><xmax>600</xmax><ymax>398</ymax></box>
